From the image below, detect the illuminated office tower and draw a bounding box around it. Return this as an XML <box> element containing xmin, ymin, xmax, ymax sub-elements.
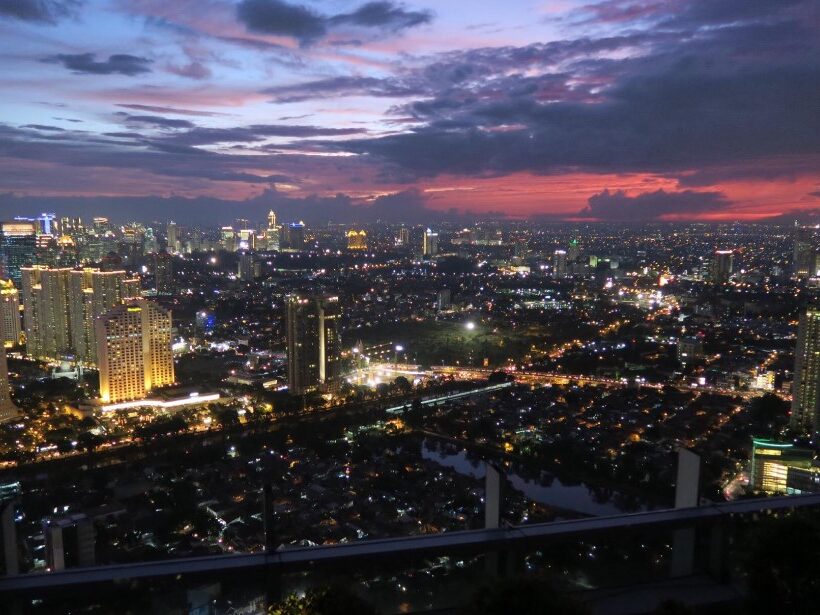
<box><xmin>0</xmin><ymin>347</ymin><xmax>20</xmax><ymax>423</ymax></box>
<box><xmin>153</xmin><ymin>250</ymin><xmax>174</xmax><ymax>295</ymax></box>
<box><xmin>286</xmin><ymin>295</ymin><xmax>341</xmax><ymax>395</ymax></box>
<box><xmin>21</xmin><ymin>266</ymin><xmax>72</xmax><ymax>360</ymax></box>
<box><xmin>567</xmin><ymin>239</ymin><xmax>581</xmax><ymax>262</ymax></box>
<box><xmin>0</xmin><ymin>281</ymin><xmax>20</xmax><ymax>347</ymax></box>
<box><xmin>792</xmin><ymin>306</ymin><xmax>820</xmax><ymax>436</ymax></box>
<box><xmin>95</xmin><ymin>300</ymin><xmax>174</xmax><ymax>404</ymax></box>
<box><xmin>346</xmin><ymin>230</ymin><xmax>368</xmax><ymax>251</ymax></box>
<box><xmin>0</xmin><ymin>221</ymin><xmax>37</xmax><ymax>284</ymax></box>
<box><xmin>166</xmin><ymin>221</ymin><xmax>179</xmax><ymax>253</ymax></box>
<box><xmin>793</xmin><ymin>225</ymin><xmax>816</xmax><ymax>279</ymax></box>
<box><xmin>69</xmin><ymin>269</ymin><xmax>140</xmax><ymax>365</ymax></box>
<box><xmin>398</xmin><ymin>227</ymin><xmax>411</xmax><ymax>246</ymax></box>
<box><xmin>220</xmin><ymin>227</ymin><xmax>236</xmax><ymax>252</ymax></box>
<box><xmin>423</xmin><ymin>228</ymin><xmax>439</xmax><ymax>257</ymax></box>
<box><xmin>552</xmin><ymin>249</ymin><xmax>568</xmax><ymax>279</ymax></box>
<box><xmin>711</xmin><ymin>250</ymin><xmax>733</xmax><ymax>284</ymax></box>
<box><xmin>237</xmin><ymin>228</ymin><xmax>256</xmax><ymax>251</ymax></box>
<box><xmin>266</xmin><ymin>210</ymin><xmax>279</xmax><ymax>250</ymax></box>
<box><xmin>282</xmin><ymin>222</ymin><xmax>306</xmax><ymax>250</ymax></box>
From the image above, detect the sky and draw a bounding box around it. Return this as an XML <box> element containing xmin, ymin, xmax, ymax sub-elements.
<box><xmin>0</xmin><ymin>0</ymin><xmax>817</xmax><ymax>224</ymax></box>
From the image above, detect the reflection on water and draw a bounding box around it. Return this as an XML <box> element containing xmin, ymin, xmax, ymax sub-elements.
<box><xmin>421</xmin><ymin>439</ymin><xmax>656</xmax><ymax>517</ymax></box>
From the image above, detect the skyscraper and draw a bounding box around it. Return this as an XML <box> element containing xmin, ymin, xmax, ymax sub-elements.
<box><xmin>567</xmin><ymin>239</ymin><xmax>581</xmax><ymax>263</ymax></box>
<box><xmin>398</xmin><ymin>227</ymin><xmax>411</xmax><ymax>246</ymax></box>
<box><xmin>793</xmin><ymin>225</ymin><xmax>817</xmax><ymax>279</ymax></box>
<box><xmin>21</xmin><ymin>266</ymin><xmax>72</xmax><ymax>360</ymax></box>
<box><xmin>0</xmin><ymin>221</ymin><xmax>37</xmax><ymax>284</ymax></box>
<box><xmin>153</xmin><ymin>250</ymin><xmax>173</xmax><ymax>295</ymax></box>
<box><xmin>286</xmin><ymin>295</ymin><xmax>341</xmax><ymax>395</ymax></box>
<box><xmin>282</xmin><ymin>222</ymin><xmax>306</xmax><ymax>250</ymax></box>
<box><xmin>69</xmin><ymin>268</ymin><xmax>140</xmax><ymax>365</ymax></box>
<box><xmin>792</xmin><ymin>306</ymin><xmax>820</xmax><ymax>436</ymax></box>
<box><xmin>220</xmin><ymin>227</ymin><xmax>236</xmax><ymax>252</ymax></box>
<box><xmin>0</xmin><ymin>280</ymin><xmax>21</xmax><ymax>347</ymax></box>
<box><xmin>553</xmin><ymin>250</ymin><xmax>568</xmax><ymax>279</ymax></box>
<box><xmin>423</xmin><ymin>228</ymin><xmax>439</xmax><ymax>257</ymax></box>
<box><xmin>0</xmin><ymin>347</ymin><xmax>20</xmax><ymax>424</ymax></box>
<box><xmin>95</xmin><ymin>300</ymin><xmax>174</xmax><ymax>404</ymax></box>
<box><xmin>266</xmin><ymin>210</ymin><xmax>279</xmax><ymax>250</ymax></box>
<box><xmin>166</xmin><ymin>221</ymin><xmax>179</xmax><ymax>253</ymax></box>
<box><xmin>712</xmin><ymin>250</ymin><xmax>734</xmax><ymax>284</ymax></box>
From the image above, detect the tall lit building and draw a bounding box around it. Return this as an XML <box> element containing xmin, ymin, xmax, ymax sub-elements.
<box><xmin>220</xmin><ymin>227</ymin><xmax>236</xmax><ymax>252</ymax></box>
<box><xmin>69</xmin><ymin>269</ymin><xmax>140</xmax><ymax>365</ymax></box>
<box><xmin>95</xmin><ymin>300</ymin><xmax>174</xmax><ymax>404</ymax></box>
<box><xmin>166</xmin><ymin>221</ymin><xmax>179</xmax><ymax>253</ymax></box>
<box><xmin>0</xmin><ymin>221</ymin><xmax>37</xmax><ymax>284</ymax></box>
<box><xmin>346</xmin><ymin>230</ymin><xmax>368</xmax><ymax>251</ymax></box>
<box><xmin>398</xmin><ymin>227</ymin><xmax>411</xmax><ymax>246</ymax></box>
<box><xmin>21</xmin><ymin>266</ymin><xmax>72</xmax><ymax>360</ymax></box>
<box><xmin>567</xmin><ymin>239</ymin><xmax>581</xmax><ymax>263</ymax></box>
<box><xmin>282</xmin><ymin>222</ymin><xmax>306</xmax><ymax>250</ymax></box>
<box><xmin>286</xmin><ymin>295</ymin><xmax>341</xmax><ymax>395</ymax></box>
<box><xmin>712</xmin><ymin>250</ymin><xmax>734</xmax><ymax>284</ymax></box>
<box><xmin>0</xmin><ymin>281</ymin><xmax>21</xmax><ymax>347</ymax></box>
<box><xmin>423</xmin><ymin>228</ymin><xmax>439</xmax><ymax>257</ymax></box>
<box><xmin>792</xmin><ymin>305</ymin><xmax>820</xmax><ymax>435</ymax></box>
<box><xmin>553</xmin><ymin>250</ymin><xmax>568</xmax><ymax>279</ymax></box>
<box><xmin>153</xmin><ymin>250</ymin><xmax>174</xmax><ymax>295</ymax></box>
<box><xmin>793</xmin><ymin>225</ymin><xmax>817</xmax><ymax>279</ymax></box>
<box><xmin>0</xmin><ymin>347</ymin><xmax>20</xmax><ymax>423</ymax></box>
<box><xmin>266</xmin><ymin>210</ymin><xmax>279</xmax><ymax>250</ymax></box>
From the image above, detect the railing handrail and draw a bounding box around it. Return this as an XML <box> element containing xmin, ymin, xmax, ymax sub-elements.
<box><xmin>2</xmin><ymin>493</ymin><xmax>819</xmax><ymax>593</ymax></box>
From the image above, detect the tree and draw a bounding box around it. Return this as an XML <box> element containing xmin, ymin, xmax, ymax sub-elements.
<box><xmin>393</xmin><ymin>376</ymin><xmax>412</xmax><ymax>393</ymax></box>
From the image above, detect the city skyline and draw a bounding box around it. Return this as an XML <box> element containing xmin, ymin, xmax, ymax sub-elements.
<box><xmin>0</xmin><ymin>0</ymin><xmax>818</xmax><ymax>224</ymax></box>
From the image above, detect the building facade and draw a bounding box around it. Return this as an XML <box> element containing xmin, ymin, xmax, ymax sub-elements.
<box><xmin>286</xmin><ymin>295</ymin><xmax>341</xmax><ymax>395</ymax></box>
<box><xmin>0</xmin><ymin>280</ymin><xmax>20</xmax><ymax>347</ymax></box>
<box><xmin>792</xmin><ymin>306</ymin><xmax>820</xmax><ymax>435</ymax></box>
<box><xmin>95</xmin><ymin>300</ymin><xmax>174</xmax><ymax>404</ymax></box>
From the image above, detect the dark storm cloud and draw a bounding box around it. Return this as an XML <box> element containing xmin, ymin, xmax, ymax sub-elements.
<box><xmin>0</xmin><ymin>0</ymin><xmax>80</xmax><ymax>23</ymax></box>
<box><xmin>44</xmin><ymin>53</ymin><xmax>152</xmax><ymax>75</ymax></box>
<box><xmin>579</xmin><ymin>189</ymin><xmax>730</xmax><ymax>221</ymax></box>
<box><xmin>236</xmin><ymin>0</ymin><xmax>432</xmax><ymax>45</ymax></box>
<box><xmin>330</xmin><ymin>2</ymin><xmax>432</xmax><ymax>31</ymax></box>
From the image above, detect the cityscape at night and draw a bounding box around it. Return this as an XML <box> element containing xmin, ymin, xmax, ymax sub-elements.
<box><xmin>0</xmin><ymin>0</ymin><xmax>818</xmax><ymax>614</ymax></box>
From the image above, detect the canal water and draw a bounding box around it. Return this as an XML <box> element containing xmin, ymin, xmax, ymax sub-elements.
<box><xmin>421</xmin><ymin>439</ymin><xmax>657</xmax><ymax>516</ymax></box>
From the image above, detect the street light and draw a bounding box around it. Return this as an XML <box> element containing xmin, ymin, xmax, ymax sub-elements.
<box><xmin>465</xmin><ymin>321</ymin><xmax>476</xmax><ymax>331</ymax></box>
<box><xmin>394</xmin><ymin>344</ymin><xmax>404</xmax><ymax>366</ymax></box>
